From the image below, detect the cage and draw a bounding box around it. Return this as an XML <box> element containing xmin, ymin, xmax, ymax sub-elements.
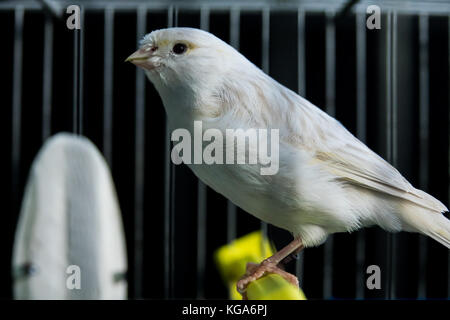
<box><xmin>1</xmin><ymin>0</ymin><xmax>450</xmax><ymax>300</ymax></box>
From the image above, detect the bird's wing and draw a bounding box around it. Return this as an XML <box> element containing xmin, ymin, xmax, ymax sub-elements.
<box><xmin>285</xmin><ymin>99</ymin><xmax>446</xmax><ymax>213</ymax></box>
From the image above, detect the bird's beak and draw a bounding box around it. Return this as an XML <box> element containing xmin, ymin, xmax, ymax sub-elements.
<box><xmin>125</xmin><ymin>48</ymin><xmax>156</xmax><ymax>70</ymax></box>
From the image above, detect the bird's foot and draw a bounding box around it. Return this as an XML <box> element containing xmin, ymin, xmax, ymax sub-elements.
<box><xmin>236</xmin><ymin>260</ymin><xmax>299</xmax><ymax>298</ymax></box>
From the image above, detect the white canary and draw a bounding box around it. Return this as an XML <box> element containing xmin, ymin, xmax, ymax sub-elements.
<box><xmin>127</xmin><ymin>27</ymin><xmax>450</xmax><ymax>294</ymax></box>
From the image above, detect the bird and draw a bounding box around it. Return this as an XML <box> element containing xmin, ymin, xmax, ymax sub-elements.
<box><xmin>126</xmin><ymin>27</ymin><xmax>450</xmax><ymax>296</ymax></box>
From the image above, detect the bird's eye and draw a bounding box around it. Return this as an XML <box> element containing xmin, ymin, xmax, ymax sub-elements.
<box><xmin>173</xmin><ymin>43</ymin><xmax>187</xmax><ymax>55</ymax></box>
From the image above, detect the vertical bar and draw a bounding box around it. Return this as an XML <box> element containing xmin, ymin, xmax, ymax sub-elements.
<box><xmin>385</xmin><ymin>10</ymin><xmax>398</xmax><ymax>300</ymax></box>
<box><xmin>386</xmin><ymin>13</ymin><xmax>398</xmax><ymax>174</ymax></box>
<box><xmin>385</xmin><ymin>11</ymin><xmax>392</xmax><ymax>300</ymax></box>
<box><xmin>356</xmin><ymin>11</ymin><xmax>367</xmax><ymax>144</ymax></box>
<box><xmin>390</xmin><ymin>11</ymin><xmax>398</xmax><ymax>300</ymax></box>
<box><xmin>296</xmin><ymin>7</ymin><xmax>306</xmax><ymax>287</ymax></box>
<box><xmin>392</xmin><ymin>13</ymin><xmax>398</xmax><ymax>169</ymax></box>
<box><xmin>355</xmin><ymin>9</ymin><xmax>367</xmax><ymax>300</ymax></box>
<box><xmin>103</xmin><ymin>7</ymin><xmax>114</xmax><ymax>166</ymax></box>
<box><xmin>297</xmin><ymin>8</ymin><xmax>306</xmax><ymax>96</ymax></box>
<box><xmin>417</xmin><ymin>14</ymin><xmax>429</xmax><ymax>300</ymax></box>
<box><xmin>261</xmin><ymin>6</ymin><xmax>270</xmax><ymax>250</ymax></box>
<box><xmin>72</xmin><ymin>7</ymin><xmax>84</xmax><ymax>135</ymax></box>
<box><xmin>73</xmin><ymin>24</ymin><xmax>79</xmax><ymax>133</ymax></box>
<box><xmin>11</xmin><ymin>6</ymin><xmax>24</xmax><ymax>214</ymax></box>
<box><xmin>72</xmin><ymin>8</ymin><xmax>84</xmax><ymax>135</ymax></box>
<box><xmin>323</xmin><ymin>9</ymin><xmax>336</xmax><ymax>300</ymax></box>
<box><xmin>42</xmin><ymin>14</ymin><xmax>53</xmax><ymax>141</ymax></box>
<box><xmin>261</xmin><ymin>7</ymin><xmax>270</xmax><ymax>74</ymax></box>
<box><xmin>227</xmin><ymin>6</ymin><xmax>240</xmax><ymax>243</ymax></box>
<box><xmin>196</xmin><ymin>5</ymin><xmax>210</xmax><ymax>299</ymax></box>
<box><xmin>200</xmin><ymin>6</ymin><xmax>209</xmax><ymax>31</ymax></box>
<box><xmin>164</xmin><ymin>5</ymin><xmax>177</xmax><ymax>299</ymax></box>
<box><xmin>325</xmin><ymin>11</ymin><xmax>336</xmax><ymax>117</ymax></box>
<box><xmin>134</xmin><ymin>5</ymin><xmax>147</xmax><ymax>299</ymax></box>
<box><xmin>78</xmin><ymin>8</ymin><xmax>84</xmax><ymax>135</ymax></box>
<box><xmin>163</xmin><ymin>4</ymin><xmax>172</xmax><ymax>300</ymax></box>
<box><xmin>170</xmin><ymin>5</ymin><xmax>178</xmax><ymax>299</ymax></box>
<box><xmin>196</xmin><ymin>184</ymin><xmax>207</xmax><ymax>298</ymax></box>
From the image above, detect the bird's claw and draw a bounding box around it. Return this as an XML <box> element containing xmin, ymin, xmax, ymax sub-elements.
<box><xmin>236</xmin><ymin>261</ymin><xmax>299</xmax><ymax>298</ymax></box>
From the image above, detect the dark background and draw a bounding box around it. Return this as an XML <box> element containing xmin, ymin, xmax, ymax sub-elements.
<box><xmin>0</xmin><ymin>0</ymin><xmax>449</xmax><ymax>300</ymax></box>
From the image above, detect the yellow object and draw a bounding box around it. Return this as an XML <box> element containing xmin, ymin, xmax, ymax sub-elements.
<box><xmin>214</xmin><ymin>230</ymin><xmax>306</xmax><ymax>300</ymax></box>
<box><xmin>247</xmin><ymin>273</ymin><xmax>307</xmax><ymax>300</ymax></box>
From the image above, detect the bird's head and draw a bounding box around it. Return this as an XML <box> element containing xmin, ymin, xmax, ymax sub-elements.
<box><xmin>126</xmin><ymin>28</ymin><xmax>240</xmax><ymax>94</ymax></box>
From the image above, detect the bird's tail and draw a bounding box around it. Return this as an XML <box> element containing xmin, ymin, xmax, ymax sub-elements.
<box><xmin>402</xmin><ymin>207</ymin><xmax>450</xmax><ymax>249</ymax></box>
<box><xmin>423</xmin><ymin>212</ymin><xmax>450</xmax><ymax>249</ymax></box>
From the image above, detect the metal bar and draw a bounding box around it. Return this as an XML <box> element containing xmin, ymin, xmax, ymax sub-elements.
<box><xmin>200</xmin><ymin>5</ymin><xmax>210</xmax><ymax>31</ymax></box>
<box><xmin>11</xmin><ymin>6</ymin><xmax>24</xmax><ymax>214</ymax></box>
<box><xmin>42</xmin><ymin>14</ymin><xmax>53</xmax><ymax>141</ymax></box>
<box><xmin>164</xmin><ymin>4</ymin><xmax>178</xmax><ymax>299</ymax></box>
<box><xmin>355</xmin><ymin>9</ymin><xmax>367</xmax><ymax>300</ymax></box>
<box><xmin>385</xmin><ymin>11</ymin><xmax>392</xmax><ymax>300</ymax></box>
<box><xmin>417</xmin><ymin>14</ymin><xmax>429</xmax><ymax>300</ymax></box>
<box><xmin>226</xmin><ymin>6</ymin><xmax>240</xmax><ymax>243</ymax></box>
<box><xmin>392</xmin><ymin>13</ymin><xmax>398</xmax><ymax>169</ymax></box>
<box><xmin>169</xmin><ymin>5</ymin><xmax>178</xmax><ymax>299</ymax></box>
<box><xmin>73</xmin><ymin>21</ymin><xmax>79</xmax><ymax>133</ymax></box>
<box><xmin>133</xmin><ymin>5</ymin><xmax>147</xmax><ymax>299</ymax></box>
<box><xmin>390</xmin><ymin>11</ymin><xmax>398</xmax><ymax>300</ymax></box>
<box><xmin>262</xmin><ymin>7</ymin><xmax>270</xmax><ymax>74</ymax></box>
<box><xmin>296</xmin><ymin>7</ymin><xmax>306</xmax><ymax>286</ymax></box>
<box><xmin>325</xmin><ymin>11</ymin><xmax>336</xmax><ymax>117</ymax></box>
<box><xmin>163</xmin><ymin>5</ymin><xmax>173</xmax><ymax>300</ymax></box>
<box><xmin>229</xmin><ymin>6</ymin><xmax>240</xmax><ymax>61</ymax></box>
<box><xmin>6</xmin><ymin>1</ymin><xmax>450</xmax><ymax>16</ymax></box>
<box><xmin>196</xmin><ymin>5</ymin><xmax>210</xmax><ymax>299</ymax></box>
<box><xmin>323</xmin><ymin>9</ymin><xmax>336</xmax><ymax>300</ymax></box>
<box><xmin>79</xmin><ymin>8</ymin><xmax>84</xmax><ymax>135</ymax></box>
<box><xmin>385</xmin><ymin>10</ymin><xmax>398</xmax><ymax>300</ymax></box>
<box><xmin>103</xmin><ymin>6</ymin><xmax>114</xmax><ymax>166</ymax></box>
<box><xmin>297</xmin><ymin>8</ymin><xmax>306</xmax><ymax>96</ymax></box>
<box><xmin>196</xmin><ymin>179</ymin><xmax>207</xmax><ymax>298</ymax></box>
<box><xmin>356</xmin><ymin>11</ymin><xmax>367</xmax><ymax>144</ymax></box>
<box><xmin>260</xmin><ymin>6</ymin><xmax>270</xmax><ymax>251</ymax></box>
<box><xmin>72</xmin><ymin>7</ymin><xmax>84</xmax><ymax>135</ymax></box>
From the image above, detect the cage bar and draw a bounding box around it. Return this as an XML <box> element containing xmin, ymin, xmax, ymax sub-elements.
<box><xmin>103</xmin><ymin>6</ymin><xmax>114</xmax><ymax>166</ymax></box>
<box><xmin>133</xmin><ymin>5</ymin><xmax>147</xmax><ymax>299</ymax></box>
<box><xmin>42</xmin><ymin>14</ymin><xmax>53</xmax><ymax>141</ymax></box>
<box><xmin>163</xmin><ymin>5</ymin><xmax>173</xmax><ymax>300</ymax></box>
<box><xmin>385</xmin><ymin>10</ymin><xmax>399</xmax><ymax>299</ymax></box>
<box><xmin>11</xmin><ymin>6</ymin><xmax>24</xmax><ymax>212</ymax></box>
<box><xmin>260</xmin><ymin>6</ymin><xmax>270</xmax><ymax>250</ymax></box>
<box><xmin>163</xmin><ymin>4</ymin><xmax>179</xmax><ymax>299</ymax></box>
<box><xmin>196</xmin><ymin>5</ymin><xmax>210</xmax><ymax>299</ymax></box>
<box><xmin>295</xmin><ymin>7</ymin><xmax>306</xmax><ymax>287</ymax></box>
<box><xmin>72</xmin><ymin>6</ymin><xmax>84</xmax><ymax>135</ymax></box>
<box><xmin>226</xmin><ymin>6</ymin><xmax>240</xmax><ymax>243</ymax></box>
<box><xmin>417</xmin><ymin>13</ymin><xmax>429</xmax><ymax>299</ymax></box>
<box><xmin>355</xmin><ymin>9</ymin><xmax>367</xmax><ymax>300</ymax></box>
<box><xmin>323</xmin><ymin>9</ymin><xmax>336</xmax><ymax>300</ymax></box>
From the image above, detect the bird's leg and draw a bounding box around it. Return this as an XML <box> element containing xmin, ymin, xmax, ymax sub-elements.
<box><xmin>236</xmin><ymin>237</ymin><xmax>304</xmax><ymax>296</ymax></box>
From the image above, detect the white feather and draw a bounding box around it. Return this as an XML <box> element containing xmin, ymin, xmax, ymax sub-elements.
<box><xmin>140</xmin><ymin>27</ymin><xmax>450</xmax><ymax>249</ymax></box>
